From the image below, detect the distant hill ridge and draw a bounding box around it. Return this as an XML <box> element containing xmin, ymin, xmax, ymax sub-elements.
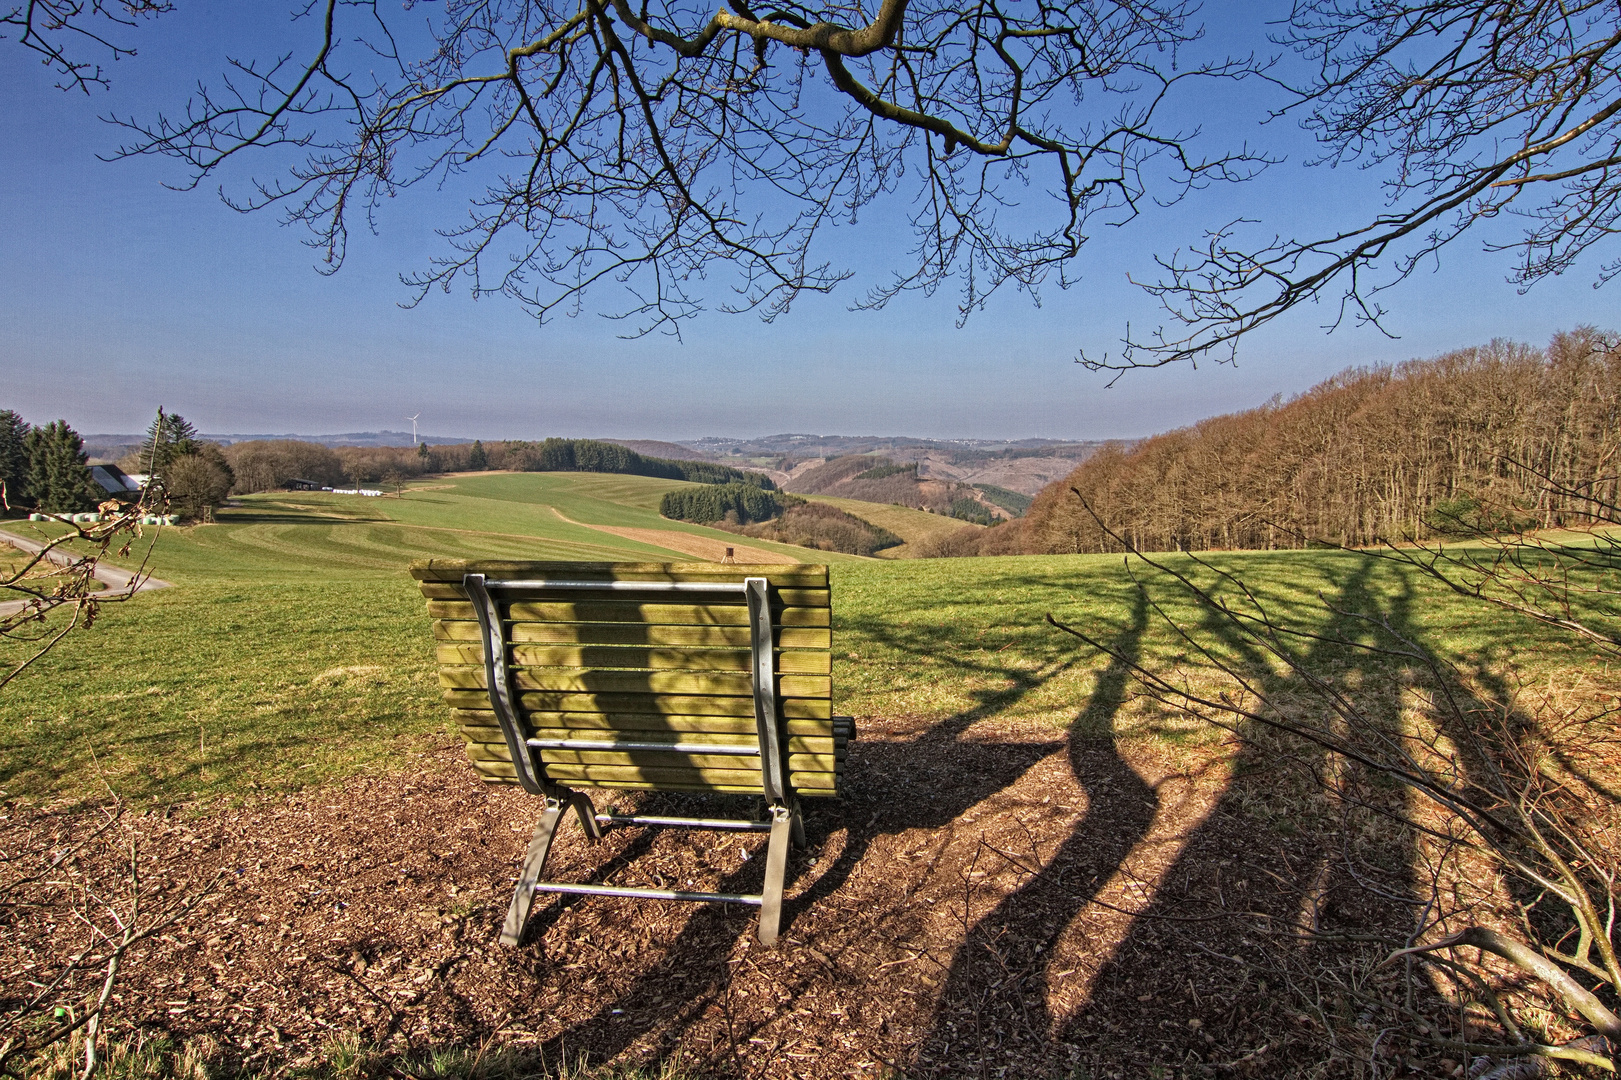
<box><xmin>79</xmin><ymin>429</ymin><xmax>1107</xmax><ymax>494</ymax></box>
<box><xmin>603</xmin><ymin>439</ymin><xmax>722</xmax><ymax>463</ymax></box>
<box><xmin>681</xmin><ymin>433</ymin><xmax>1106</xmax><ymax>458</ymax></box>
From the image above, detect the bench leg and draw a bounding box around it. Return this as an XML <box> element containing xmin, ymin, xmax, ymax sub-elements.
<box><xmin>571</xmin><ymin>790</ymin><xmax>603</xmax><ymax>841</ymax></box>
<box><xmin>500</xmin><ymin>796</ymin><xmax>566</xmax><ymax>947</ymax></box>
<box><xmin>756</xmin><ymin>803</ymin><xmax>793</xmax><ymax>947</ymax></box>
<box><xmin>789</xmin><ymin>796</ymin><xmax>806</xmax><ymax>849</ymax></box>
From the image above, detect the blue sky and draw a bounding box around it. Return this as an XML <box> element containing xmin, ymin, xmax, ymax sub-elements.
<box><xmin>0</xmin><ymin>4</ymin><xmax>1610</xmax><ymax>442</ymax></box>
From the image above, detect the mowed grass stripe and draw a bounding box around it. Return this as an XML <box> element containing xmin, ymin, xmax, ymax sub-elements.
<box><xmin>184</xmin><ymin>517</ymin><xmax>684</xmax><ymax>575</ymax></box>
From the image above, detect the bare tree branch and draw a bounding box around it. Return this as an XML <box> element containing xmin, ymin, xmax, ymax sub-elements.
<box><xmin>1100</xmin><ymin>0</ymin><xmax>1621</xmax><ymax>370</ymax></box>
<box><xmin>81</xmin><ymin>0</ymin><xmax>1269</xmax><ymax>336</ymax></box>
<box><xmin>1</xmin><ymin>1</ymin><xmax>172</xmax><ymax>94</ymax></box>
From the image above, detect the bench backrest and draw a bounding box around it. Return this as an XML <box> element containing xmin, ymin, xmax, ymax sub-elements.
<box><xmin>411</xmin><ymin>560</ymin><xmax>842</xmax><ymax>798</ymax></box>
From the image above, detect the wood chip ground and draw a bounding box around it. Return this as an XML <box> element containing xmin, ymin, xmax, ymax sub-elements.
<box><xmin>2</xmin><ymin>711</ymin><xmax>1436</xmax><ymax>1077</ymax></box>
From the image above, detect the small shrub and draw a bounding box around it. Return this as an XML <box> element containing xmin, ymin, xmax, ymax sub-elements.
<box><xmin>166</xmin><ymin>445</ymin><xmax>235</xmax><ymax>519</ymax></box>
<box><xmin>1422</xmin><ymin>491</ymin><xmax>1536</xmax><ymax>537</ymax></box>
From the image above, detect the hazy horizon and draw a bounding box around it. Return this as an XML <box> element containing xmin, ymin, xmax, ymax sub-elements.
<box><xmin>69</xmin><ymin>429</ymin><xmax>1121</xmax><ymax>449</ymax></box>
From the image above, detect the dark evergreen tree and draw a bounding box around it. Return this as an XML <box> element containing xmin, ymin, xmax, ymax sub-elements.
<box><xmin>138</xmin><ymin>410</ymin><xmax>200</xmax><ymax>476</ymax></box>
<box><xmin>417</xmin><ymin>441</ymin><xmax>430</xmax><ymax>461</ymax></box>
<box><xmin>528</xmin><ymin>437</ymin><xmax>773</xmax><ymax>487</ymax></box>
<box><xmin>468</xmin><ymin>440</ymin><xmax>488</xmax><ymax>470</ymax></box>
<box><xmin>0</xmin><ymin>410</ymin><xmax>29</xmax><ymax>512</ymax></box>
<box><xmin>660</xmin><ymin>483</ymin><xmax>789</xmax><ymax>524</ymax></box>
<box><xmin>24</xmin><ymin>420</ymin><xmax>97</xmax><ymax>514</ymax></box>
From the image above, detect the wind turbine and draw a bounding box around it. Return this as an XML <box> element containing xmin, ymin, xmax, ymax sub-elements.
<box><xmin>406</xmin><ymin>413</ymin><xmax>421</xmax><ymax>445</ymax></box>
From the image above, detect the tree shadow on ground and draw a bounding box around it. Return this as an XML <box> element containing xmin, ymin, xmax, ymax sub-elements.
<box><xmin>484</xmin><ymin>555</ymin><xmax>1450</xmax><ymax>1077</ymax></box>
<box><xmin>888</xmin><ymin>554</ymin><xmax>1450</xmax><ymax>1078</ymax></box>
<box><xmin>1068</xmin><ymin>557</ymin><xmax>1440</xmax><ymax>1077</ymax></box>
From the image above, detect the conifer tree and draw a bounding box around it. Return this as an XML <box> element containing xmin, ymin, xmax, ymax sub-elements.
<box><xmin>0</xmin><ymin>410</ymin><xmax>29</xmax><ymax>512</ymax></box>
<box><xmin>138</xmin><ymin>410</ymin><xmax>200</xmax><ymax>476</ymax></box>
<box><xmin>468</xmin><ymin>440</ymin><xmax>488</xmax><ymax>471</ymax></box>
<box><xmin>24</xmin><ymin>420</ymin><xmax>97</xmax><ymax>514</ymax></box>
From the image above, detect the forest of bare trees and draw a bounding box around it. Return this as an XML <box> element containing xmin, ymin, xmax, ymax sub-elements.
<box><xmin>1012</xmin><ymin>328</ymin><xmax>1621</xmax><ymax>555</ymax></box>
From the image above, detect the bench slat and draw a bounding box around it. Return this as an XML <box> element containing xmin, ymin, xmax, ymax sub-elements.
<box><xmin>437</xmin><ymin>666</ymin><xmax>832</xmax><ymax>698</ymax></box>
<box><xmin>456</xmin><ymin>725</ymin><xmax>842</xmax><ymax>756</ymax></box>
<box><xmin>465</xmin><ymin>744</ymin><xmax>843</xmax><ymax>772</ymax></box>
<box><xmin>434</xmin><ymin>643</ymin><xmax>832</xmax><ymax>675</ymax></box>
<box><xmin>452</xmin><ymin>711</ymin><xmax>840</xmax><ymax>742</ymax></box>
<box><xmin>448</xmin><ymin>709</ymin><xmax>840</xmax><ymax>736</ymax></box>
<box><xmin>539</xmin><ymin>762</ymin><xmax>839</xmax><ymax>789</ymax></box>
<box><xmin>419</xmin><ymin>582</ymin><xmax>830</xmax><ymax>607</ymax></box>
<box><xmin>411</xmin><ymin>560</ymin><xmax>829</xmax><ymax>587</ymax></box>
<box><xmin>426</xmin><ymin>600</ymin><xmax>831</xmax><ymax>627</ymax></box>
<box><xmin>432</xmin><ymin>621</ymin><xmax>832</xmax><ymax>650</ymax></box>
<box><xmin>441</xmin><ymin>689</ymin><xmax>833</xmax><ymax>718</ymax></box>
<box><xmin>466</xmin><ymin>760</ymin><xmax>840</xmax><ymax>796</ymax></box>
<box><xmin>542</xmin><ymin>751</ymin><xmax>841</xmax><ymax>771</ymax></box>
<box><xmin>527</xmin><ymin>736</ymin><xmax>842</xmax><ymax>758</ymax></box>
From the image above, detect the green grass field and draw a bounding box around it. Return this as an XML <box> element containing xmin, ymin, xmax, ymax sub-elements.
<box><xmin>54</xmin><ymin>471</ymin><xmax>866</xmax><ymax>585</ymax></box>
<box><xmin>0</xmin><ymin>472</ymin><xmax>1587</xmax><ymax>809</ymax></box>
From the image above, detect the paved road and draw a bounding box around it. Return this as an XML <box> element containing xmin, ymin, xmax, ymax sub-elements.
<box><xmin>0</xmin><ymin>526</ymin><xmax>172</xmax><ymax>618</ymax></box>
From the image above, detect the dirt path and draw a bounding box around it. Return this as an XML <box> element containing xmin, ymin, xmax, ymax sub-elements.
<box><xmin>549</xmin><ymin>507</ymin><xmax>801</xmax><ymax>564</ymax></box>
<box><xmin>0</xmin><ymin>527</ymin><xmax>172</xmax><ymax>617</ymax></box>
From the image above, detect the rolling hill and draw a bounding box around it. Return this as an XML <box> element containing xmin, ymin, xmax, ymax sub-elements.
<box><xmin>71</xmin><ymin>472</ymin><xmax>869</xmax><ymax>585</ymax></box>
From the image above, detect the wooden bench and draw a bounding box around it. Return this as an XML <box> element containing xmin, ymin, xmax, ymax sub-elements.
<box><xmin>410</xmin><ymin>559</ymin><xmax>854</xmax><ymax>946</ymax></box>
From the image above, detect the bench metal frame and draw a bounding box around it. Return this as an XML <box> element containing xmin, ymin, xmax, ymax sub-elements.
<box><xmin>463</xmin><ymin>573</ymin><xmax>806</xmax><ymax>946</ymax></box>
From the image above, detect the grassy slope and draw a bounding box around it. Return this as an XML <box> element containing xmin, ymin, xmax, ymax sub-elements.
<box><xmin>1</xmin><ymin>542</ymin><xmax>31</xmax><ymax>578</ymax></box>
<box><xmin>801</xmin><ymin>494</ymin><xmax>981</xmax><ymax>557</ymax></box>
<box><xmin>0</xmin><ymin>472</ymin><xmax>866</xmax><ymax>804</ymax></box>
<box><xmin>831</xmin><ymin>547</ymin><xmax>1537</xmax><ymax>729</ymax></box>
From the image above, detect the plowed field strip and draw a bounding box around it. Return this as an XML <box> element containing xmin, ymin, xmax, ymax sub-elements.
<box><xmin>549</xmin><ymin>508</ymin><xmax>801</xmax><ymax>564</ymax></box>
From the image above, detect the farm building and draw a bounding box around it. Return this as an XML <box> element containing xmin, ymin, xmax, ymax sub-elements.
<box><xmin>89</xmin><ymin>464</ymin><xmax>142</xmax><ymax>497</ymax></box>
